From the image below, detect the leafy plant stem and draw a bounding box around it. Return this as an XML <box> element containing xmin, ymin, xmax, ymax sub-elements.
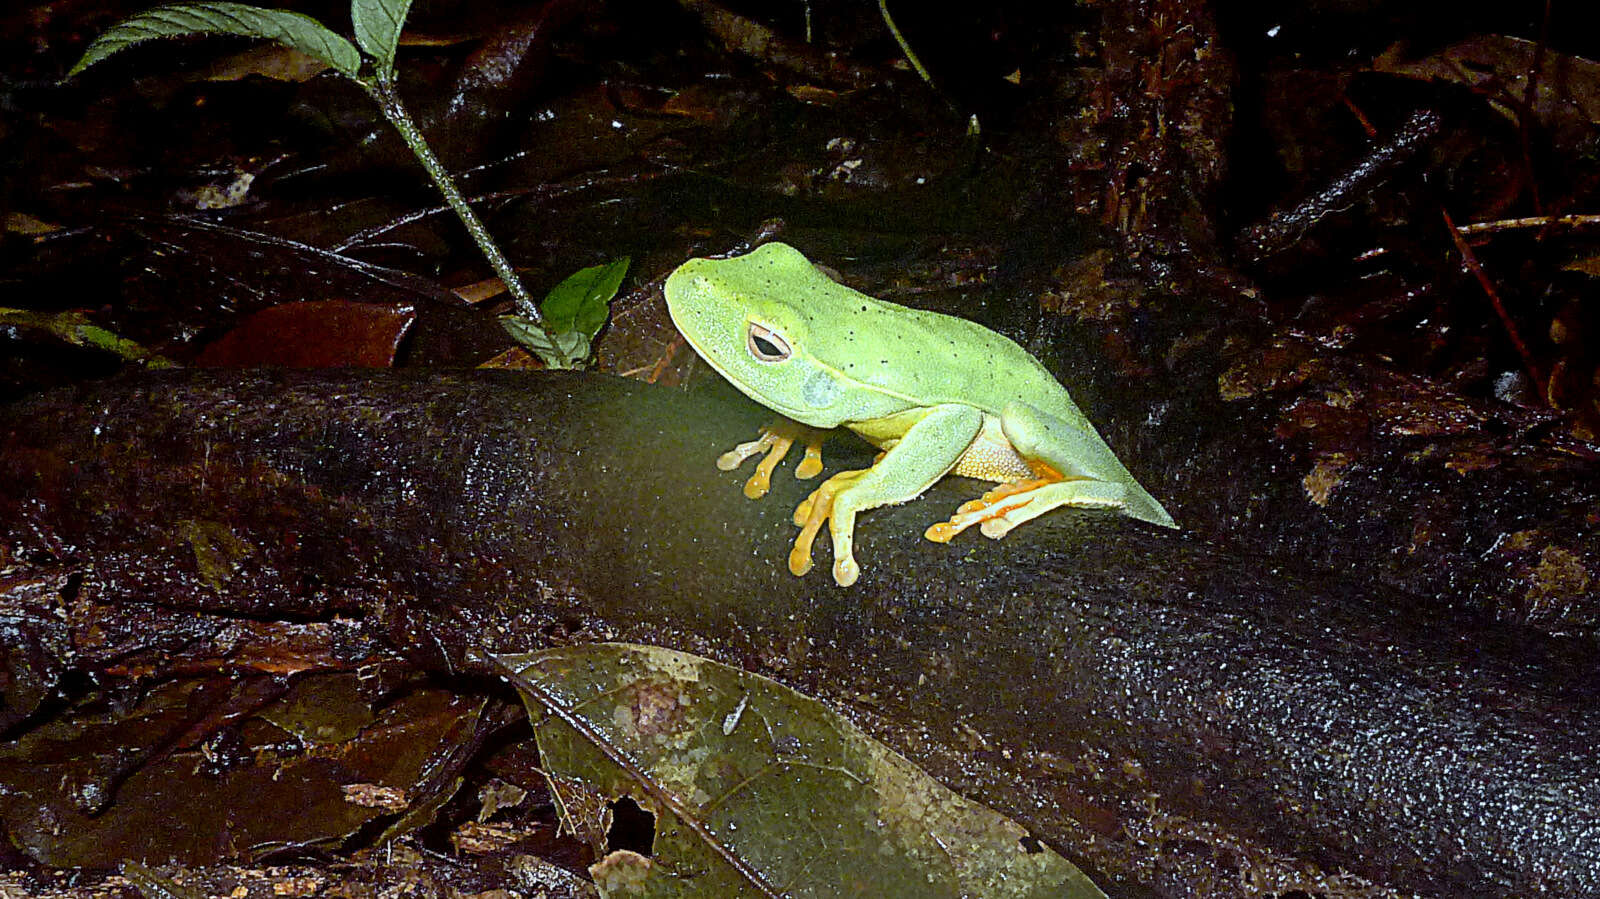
<box><xmin>878</xmin><ymin>0</ymin><xmax>933</xmax><ymax>88</ymax></box>
<box><xmin>358</xmin><ymin>72</ymin><xmax>573</xmax><ymax>368</ymax></box>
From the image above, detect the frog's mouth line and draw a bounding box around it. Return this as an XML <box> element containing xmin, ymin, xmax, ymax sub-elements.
<box><xmin>696</xmin><ymin>338</ymin><xmax>834</xmax><ymax>427</ymax></box>
<box><xmin>672</xmin><ymin>304</ymin><xmax>918</xmax><ymax>429</ymax></box>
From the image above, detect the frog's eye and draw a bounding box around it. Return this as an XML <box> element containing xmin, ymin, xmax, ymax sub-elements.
<box><xmin>747</xmin><ymin>322</ymin><xmax>791</xmax><ymax>363</ymax></box>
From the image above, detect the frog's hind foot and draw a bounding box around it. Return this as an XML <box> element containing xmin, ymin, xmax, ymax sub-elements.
<box><xmin>925</xmin><ymin>477</ymin><xmax>1052</xmax><ymax>542</ymax></box>
<box><xmin>924</xmin><ymin>477</ymin><xmax>1127</xmax><ymax>542</ymax></box>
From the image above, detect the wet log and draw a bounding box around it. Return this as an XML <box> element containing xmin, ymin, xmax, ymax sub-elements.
<box><xmin>1</xmin><ymin>369</ymin><xmax>1595</xmax><ymax>896</ymax></box>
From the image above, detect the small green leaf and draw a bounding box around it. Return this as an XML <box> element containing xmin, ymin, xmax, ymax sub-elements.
<box><xmin>542</xmin><ymin>257</ymin><xmax>630</xmax><ymax>343</ymax></box>
<box><xmin>67</xmin><ymin>2</ymin><xmax>360</xmax><ymax>78</ymax></box>
<box><xmin>498</xmin><ymin>257</ymin><xmax>629</xmax><ymax>368</ymax></box>
<box><xmin>351</xmin><ymin>0</ymin><xmax>413</xmax><ymax>73</ymax></box>
<box><xmin>499</xmin><ymin>314</ymin><xmax>586</xmax><ymax>370</ymax></box>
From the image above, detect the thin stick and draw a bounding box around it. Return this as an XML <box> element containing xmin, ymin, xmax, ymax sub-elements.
<box><xmin>1442</xmin><ymin>208</ymin><xmax>1544</xmax><ymax>391</ymax></box>
<box><xmin>1517</xmin><ymin>0</ymin><xmax>1553</xmax><ymax>213</ymax></box>
<box><xmin>1453</xmin><ymin>213</ymin><xmax>1600</xmax><ymax>237</ymax></box>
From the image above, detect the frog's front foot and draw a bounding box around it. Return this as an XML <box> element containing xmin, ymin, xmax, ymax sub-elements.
<box><xmin>789</xmin><ymin>469</ymin><xmax>867</xmax><ymax>586</ymax></box>
<box><xmin>717</xmin><ymin>421</ymin><xmax>826</xmax><ymax>499</ymax></box>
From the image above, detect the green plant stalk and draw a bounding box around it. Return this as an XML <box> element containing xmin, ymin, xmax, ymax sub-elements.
<box><xmin>358</xmin><ymin>72</ymin><xmax>574</xmax><ymax>368</ymax></box>
<box><xmin>878</xmin><ymin>0</ymin><xmax>933</xmax><ymax>88</ymax></box>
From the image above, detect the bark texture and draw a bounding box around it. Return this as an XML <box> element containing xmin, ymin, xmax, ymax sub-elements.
<box><xmin>2</xmin><ymin>369</ymin><xmax>1595</xmax><ymax>896</ymax></box>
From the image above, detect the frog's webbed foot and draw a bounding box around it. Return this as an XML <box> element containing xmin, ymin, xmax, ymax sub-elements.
<box><xmin>924</xmin><ymin>476</ymin><xmax>1127</xmax><ymax>542</ymax></box>
<box><xmin>716</xmin><ymin>420</ymin><xmax>827</xmax><ymax>499</ymax></box>
<box><xmin>789</xmin><ymin>469</ymin><xmax>868</xmax><ymax>585</ymax></box>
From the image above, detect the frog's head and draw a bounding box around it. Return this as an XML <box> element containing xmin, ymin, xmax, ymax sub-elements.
<box><xmin>665</xmin><ymin>242</ymin><xmax>854</xmax><ymax>427</ymax></box>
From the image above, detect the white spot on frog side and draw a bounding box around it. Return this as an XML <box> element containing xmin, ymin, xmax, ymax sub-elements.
<box><xmin>803</xmin><ymin>368</ymin><xmax>841</xmax><ymax>408</ymax></box>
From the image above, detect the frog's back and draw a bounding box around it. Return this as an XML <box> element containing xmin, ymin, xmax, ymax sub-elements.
<box><xmin>815</xmin><ymin>284</ymin><xmax>1091</xmax><ymax>427</ymax></box>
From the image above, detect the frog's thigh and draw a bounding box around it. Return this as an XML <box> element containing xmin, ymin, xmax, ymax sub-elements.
<box><xmin>998</xmin><ymin>401</ymin><xmax>1111</xmax><ymax>477</ymax></box>
<box><xmin>978</xmin><ymin>401</ymin><xmax>1130</xmax><ymax>538</ymax></box>
<box><xmin>827</xmin><ymin>404</ymin><xmax>982</xmax><ymax>586</ymax></box>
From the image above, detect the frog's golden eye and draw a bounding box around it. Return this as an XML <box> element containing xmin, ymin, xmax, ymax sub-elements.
<box><xmin>747</xmin><ymin>322</ymin><xmax>791</xmax><ymax>362</ymax></box>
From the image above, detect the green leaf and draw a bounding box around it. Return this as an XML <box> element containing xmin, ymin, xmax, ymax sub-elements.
<box><xmin>498</xmin><ymin>257</ymin><xmax>629</xmax><ymax>368</ymax></box>
<box><xmin>543</xmin><ymin>256</ymin><xmax>629</xmax><ymax>341</ymax></box>
<box><xmin>499</xmin><ymin>314</ymin><xmax>586</xmax><ymax>370</ymax></box>
<box><xmin>495</xmin><ymin>644</ymin><xmax>1107</xmax><ymax>899</ymax></box>
<box><xmin>67</xmin><ymin>2</ymin><xmax>360</xmax><ymax>78</ymax></box>
<box><xmin>350</xmin><ymin>0</ymin><xmax>413</xmax><ymax>73</ymax></box>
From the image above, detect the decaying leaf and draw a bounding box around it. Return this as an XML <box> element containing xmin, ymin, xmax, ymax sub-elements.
<box><xmin>1373</xmin><ymin>35</ymin><xmax>1600</xmax><ymax>134</ymax></box>
<box><xmin>495</xmin><ymin>643</ymin><xmax>1104</xmax><ymax>898</ymax></box>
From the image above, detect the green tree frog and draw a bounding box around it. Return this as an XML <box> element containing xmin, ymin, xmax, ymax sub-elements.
<box><xmin>665</xmin><ymin>242</ymin><xmax>1176</xmax><ymax>587</ymax></box>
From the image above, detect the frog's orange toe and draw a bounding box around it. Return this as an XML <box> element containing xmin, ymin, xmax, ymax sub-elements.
<box><xmin>788</xmin><ymin>484</ymin><xmax>834</xmax><ymax>575</ymax></box>
<box><xmin>793</xmin><ymin>495</ymin><xmax>814</xmax><ymax>526</ymax></box>
<box><xmin>796</xmin><ymin>435</ymin><xmax>825</xmax><ymax>479</ymax></box>
<box><xmin>979</xmin><ymin>517</ymin><xmax>1014</xmax><ymax>539</ymax></box>
<box><xmin>742</xmin><ymin>471</ymin><xmax>772</xmax><ymax>499</ymax></box>
<box><xmin>832</xmin><ymin>556</ymin><xmax>860</xmax><ymax>587</ymax></box>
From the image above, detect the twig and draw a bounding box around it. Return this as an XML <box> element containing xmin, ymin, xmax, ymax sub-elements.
<box><xmin>1442</xmin><ymin>208</ymin><xmax>1544</xmax><ymax>391</ymax></box>
<box><xmin>1452</xmin><ymin>213</ymin><xmax>1600</xmax><ymax>237</ymax></box>
<box><xmin>359</xmin><ymin>73</ymin><xmax>570</xmax><ymax>365</ymax></box>
<box><xmin>1518</xmin><ymin>0</ymin><xmax>1553</xmax><ymax>213</ymax></box>
<box><xmin>1235</xmin><ymin>109</ymin><xmax>1442</xmax><ymax>262</ymax></box>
